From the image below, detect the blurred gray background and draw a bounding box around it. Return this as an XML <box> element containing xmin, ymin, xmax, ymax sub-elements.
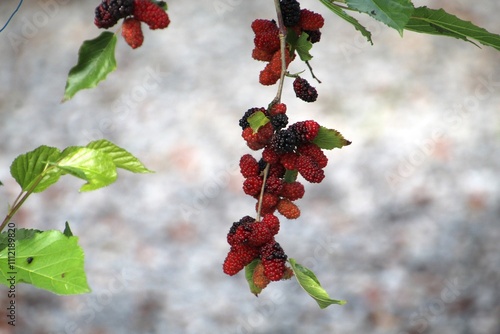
<box><xmin>0</xmin><ymin>0</ymin><xmax>499</xmax><ymax>333</ymax></box>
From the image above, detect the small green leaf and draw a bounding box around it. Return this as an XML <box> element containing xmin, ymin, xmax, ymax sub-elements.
<box><xmin>284</xmin><ymin>169</ymin><xmax>298</xmax><ymax>183</ymax></box>
<box><xmin>63</xmin><ymin>222</ymin><xmax>73</xmax><ymax>237</ymax></box>
<box><xmin>63</xmin><ymin>31</ymin><xmax>118</xmax><ymax>101</ymax></box>
<box><xmin>287</xmin><ymin>29</ymin><xmax>314</xmax><ymax>61</ymax></box>
<box><xmin>0</xmin><ymin>229</ymin><xmax>90</xmax><ymax>295</ymax></box>
<box><xmin>312</xmin><ymin>126</ymin><xmax>351</xmax><ymax>150</ymax></box>
<box><xmin>0</xmin><ymin>181</ymin><xmax>3</xmax><ymax>186</ymax></box>
<box><xmin>56</xmin><ymin>147</ymin><xmax>117</xmax><ymax>192</ymax></box>
<box><xmin>152</xmin><ymin>0</ymin><xmax>167</xmax><ymax>10</ymax></box>
<box><xmin>87</xmin><ymin>139</ymin><xmax>153</xmax><ymax>173</ymax></box>
<box><xmin>405</xmin><ymin>7</ymin><xmax>500</xmax><ymax>51</ymax></box>
<box><xmin>345</xmin><ymin>0</ymin><xmax>414</xmax><ymax>35</ymax></box>
<box><xmin>10</xmin><ymin>146</ymin><xmax>62</xmax><ymax>193</ymax></box>
<box><xmin>289</xmin><ymin>258</ymin><xmax>346</xmax><ymax>309</ymax></box>
<box><xmin>245</xmin><ymin>259</ymin><xmax>262</xmax><ymax>296</ymax></box>
<box><xmin>318</xmin><ymin>0</ymin><xmax>373</xmax><ymax>44</ymax></box>
<box><xmin>248</xmin><ymin>111</ymin><xmax>270</xmax><ymax>133</ymax></box>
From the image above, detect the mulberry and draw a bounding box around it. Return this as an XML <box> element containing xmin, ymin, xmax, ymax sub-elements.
<box><xmin>239</xmin><ymin>154</ymin><xmax>260</xmax><ymax>178</ymax></box>
<box><xmin>297</xmin><ymin>143</ymin><xmax>328</xmax><ymax>168</ymax></box>
<box><xmin>223</xmin><ymin>244</ymin><xmax>260</xmax><ymax>276</ymax></box>
<box><xmin>252</xmin><ymin>261</ymin><xmax>270</xmax><ymax>290</ymax></box>
<box><xmin>299</xmin><ymin>9</ymin><xmax>325</xmax><ymax>31</ymax></box>
<box><xmin>270</xmin><ymin>114</ymin><xmax>289</xmax><ymax>130</ymax></box>
<box><xmin>133</xmin><ymin>0</ymin><xmax>170</xmax><ymax>30</ymax></box>
<box><xmin>269</xmin><ymin>103</ymin><xmax>287</xmax><ymax>116</ymax></box>
<box><xmin>243</xmin><ymin>176</ymin><xmax>263</xmax><ymax>196</ymax></box>
<box><xmin>295</xmin><ymin>154</ymin><xmax>325</xmax><ymax>183</ymax></box>
<box><xmin>260</xmin><ymin>240</ymin><xmax>288</xmax><ymax>281</ymax></box>
<box><xmin>280</xmin><ymin>0</ymin><xmax>301</xmax><ymax>27</ymax></box>
<box><xmin>293</xmin><ymin>77</ymin><xmax>318</xmax><ymax>102</ymax></box>
<box><xmin>291</xmin><ymin>120</ymin><xmax>320</xmax><ymax>143</ymax></box>
<box><xmin>277</xmin><ymin>198</ymin><xmax>301</xmax><ymax>219</ymax></box>
<box><xmin>121</xmin><ymin>18</ymin><xmax>144</xmax><ymax>49</ymax></box>
<box><xmin>280</xmin><ymin>181</ymin><xmax>305</xmax><ymax>201</ymax></box>
<box><xmin>95</xmin><ymin>0</ymin><xmax>135</xmax><ymax>29</ymax></box>
<box><xmin>271</xmin><ymin>129</ymin><xmax>298</xmax><ymax>154</ymax></box>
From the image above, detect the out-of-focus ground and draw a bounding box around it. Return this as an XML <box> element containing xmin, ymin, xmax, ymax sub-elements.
<box><xmin>0</xmin><ymin>1</ymin><xmax>499</xmax><ymax>333</ymax></box>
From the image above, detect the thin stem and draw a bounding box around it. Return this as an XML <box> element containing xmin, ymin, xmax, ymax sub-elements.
<box><xmin>0</xmin><ymin>173</ymin><xmax>45</xmax><ymax>233</ymax></box>
<box><xmin>272</xmin><ymin>0</ymin><xmax>288</xmax><ymax>104</ymax></box>
<box><xmin>256</xmin><ymin>163</ymin><xmax>270</xmax><ymax>222</ymax></box>
<box><xmin>305</xmin><ymin>61</ymin><xmax>322</xmax><ymax>84</ymax></box>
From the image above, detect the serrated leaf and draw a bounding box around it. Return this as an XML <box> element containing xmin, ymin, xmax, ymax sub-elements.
<box><xmin>0</xmin><ymin>229</ymin><xmax>90</xmax><ymax>295</ymax></box>
<box><xmin>63</xmin><ymin>222</ymin><xmax>73</xmax><ymax>237</ymax></box>
<box><xmin>63</xmin><ymin>31</ymin><xmax>118</xmax><ymax>102</ymax></box>
<box><xmin>287</xmin><ymin>29</ymin><xmax>314</xmax><ymax>61</ymax></box>
<box><xmin>56</xmin><ymin>147</ymin><xmax>117</xmax><ymax>192</ymax></box>
<box><xmin>312</xmin><ymin>126</ymin><xmax>352</xmax><ymax>150</ymax></box>
<box><xmin>10</xmin><ymin>146</ymin><xmax>62</xmax><ymax>193</ymax></box>
<box><xmin>405</xmin><ymin>7</ymin><xmax>500</xmax><ymax>51</ymax></box>
<box><xmin>87</xmin><ymin>139</ymin><xmax>153</xmax><ymax>173</ymax></box>
<box><xmin>346</xmin><ymin>0</ymin><xmax>414</xmax><ymax>35</ymax></box>
<box><xmin>318</xmin><ymin>0</ymin><xmax>373</xmax><ymax>44</ymax></box>
<box><xmin>289</xmin><ymin>258</ymin><xmax>346</xmax><ymax>309</ymax></box>
<box><xmin>248</xmin><ymin>111</ymin><xmax>270</xmax><ymax>133</ymax></box>
<box><xmin>245</xmin><ymin>259</ymin><xmax>262</xmax><ymax>296</ymax></box>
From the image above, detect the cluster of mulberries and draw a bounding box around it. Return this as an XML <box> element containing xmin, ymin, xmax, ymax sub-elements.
<box><xmin>251</xmin><ymin>4</ymin><xmax>324</xmax><ymax>91</ymax></box>
<box><xmin>251</xmin><ymin>19</ymin><xmax>295</xmax><ymax>86</ymax></box>
<box><xmin>238</xmin><ymin>103</ymin><xmax>329</xmax><ymax>220</ymax></box>
<box><xmin>94</xmin><ymin>0</ymin><xmax>170</xmax><ymax>49</ymax></box>
<box><xmin>223</xmin><ymin>214</ymin><xmax>291</xmax><ymax>283</ymax></box>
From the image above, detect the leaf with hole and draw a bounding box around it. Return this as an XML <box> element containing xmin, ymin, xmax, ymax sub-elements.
<box><xmin>0</xmin><ymin>229</ymin><xmax>90</xmax><ymax>295</ymax></box>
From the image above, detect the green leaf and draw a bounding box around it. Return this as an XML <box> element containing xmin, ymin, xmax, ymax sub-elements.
<box><xmin>56</xmin><ymin>147</ymin><xmax>117</xmax><ymax>192</ymax></box>
<box><xmin>248</xmin><ymin>111</ymin><xmax>270</xmax><ymax>133</ymax></box>
<box><xmin>63</xmin><ymin>222</ymin><xmax>73</xmax><ymax>237</ymax></box>
<box><xmin>318</xmin><ymin>0</ymin><xmax>373</xmax><ymax>44</ymax></box>
<box><xmin>289</xmin><ymin>258</ymin><xmax>346</xmax><ymax>309</ymax></box>
<box><xmin>10</xmin><ymin>146</ymin><xmax>62</xmax><ymax>193</ymax></box>
<box><xmin>284</xmin><ymin>169</ymin><xmax>298</xmax><ymax>183</ymax></box>
<box><xmin>87</xmin><ymin>139</ymin><xmax>153</xmax><ymax>173</ymax></box>
<box><xmin>0</xmin><ymin>229</ymin><xmax>90</xmax><ymax>295</ymax></box>
<box><xmin>287</xmin><ymin>29</ymin><xmax>314</xmax><ymax>61</ymax></box>
<box><xmin>63</xmin><ymin>31</ymin><xmax>118</xmax><ymax>101</ymax></box>
<box><xmin>245</xmin><ymin>259</ymin><xmax>262</xmax><ymax>296</ymax></box>
<box><xmin>313</xmin><ymin>126</ymin><xmax>352</xmax><ymax>150</ymax></box>
<box><xmin>0</xmin><ymin>229</ymin><xmax>41</xmax><ymax>253</ymax></box>
<box><xmin>345</xmin><ymin>0</ymin><xmax>414</xmax><ymax>35</ymax></box>
<box><xmin>152</xmin><ymin>0</ymin><xmax>167</xmax><ymax>10</ymax></box>
<box><xmin>405</xmin><ymin>7</ymin><xmax>500</xmax><ymax>51</ymax></box>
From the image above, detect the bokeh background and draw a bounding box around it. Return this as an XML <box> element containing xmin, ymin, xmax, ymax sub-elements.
<box><xmin>0</xmin><ymin>0</ymin><xmax>499</xmax><ymax>333</ymax></box>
